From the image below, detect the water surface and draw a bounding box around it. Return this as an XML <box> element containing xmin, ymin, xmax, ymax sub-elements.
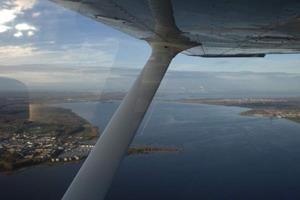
<box><xmin>1</xmin><ymin>101</ymin><xmax>300</xmax><ymax>200</ymax></box>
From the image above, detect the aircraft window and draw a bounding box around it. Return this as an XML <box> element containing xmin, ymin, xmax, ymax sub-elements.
<box><xmin>1</xmin><ymin>1</ymin><xmax>300</xmax><ymax>200</ymax></box>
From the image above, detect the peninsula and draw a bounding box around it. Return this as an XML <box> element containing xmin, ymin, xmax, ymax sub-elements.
<box><xmin>180</xmin><ymin>97</ymin><xmax>300</xmax><ymax>124</ymax></box>
<box><xmin>0</xmin><ymin>102</ymin><xmax>181</xmax><ymax>173</ymax></box>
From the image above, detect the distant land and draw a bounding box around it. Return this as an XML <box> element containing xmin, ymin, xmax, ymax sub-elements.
<box><xmin>3</xmin><ymin>69</ymin><xmax>300</xmax><ymax>98</ymax></box>
<box><xmin>29</xmin><ymin>91</ymin><xmax>125</xmax><ymax>104</ymax></box>
<box><xmin>180</xmin><ymin>97</ymin><xmax>300</xmax><ymax>124</ymax></box>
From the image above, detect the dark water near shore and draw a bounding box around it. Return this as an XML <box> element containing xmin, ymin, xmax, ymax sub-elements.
<box><xmin>1</xmin><ymin>101</ymin><xmax>300</xmax><ymax>200</ymax></box>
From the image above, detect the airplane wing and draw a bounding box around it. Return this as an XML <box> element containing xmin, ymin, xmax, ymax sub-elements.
<box><xmin>52</xmin><ymin>0</ymin><xmax>300</xmax><ymax>57</ymax></box>
<box><xmin>50</xmin><ymin>1</ymin><xmax>300</xmax><ymax>200</ymax></box>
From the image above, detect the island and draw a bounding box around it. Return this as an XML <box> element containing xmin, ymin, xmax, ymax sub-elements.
<box><xmin>127</xmin><ymin>145</ymin><xmax>181</xmax><ymax>155</ymax></box>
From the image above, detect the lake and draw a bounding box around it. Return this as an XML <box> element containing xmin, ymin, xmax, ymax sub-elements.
<box><xmin>1</xmin><ymin>101</ymin><xmax>300</xmax><ymax>200</ymax></box>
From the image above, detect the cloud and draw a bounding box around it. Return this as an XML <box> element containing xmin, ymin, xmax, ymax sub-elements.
<box><xmin>27</xmin><ymin>30</ymin><xmax>34</xmax><ymax>36</ymax></box>
<box><xmin>0</xmin><ymin>25</ymin><xmax>11</xmax><ymax>33</ymax></box>
<box><xmin>14</xmin><ymin>23</ymin><xmax>37</xmax><ymax>36</ymax></box>
<box><xmin>0</xmin><ymin>38</ymin><xmax>121</xmax><ymax>90</ymax></box>
<box><xmin>0</xmin><ymin>0</ymin><xmax>38</xmax><ymax>34</ymax></box>
<box><xmin>15</xmin><ymin>23</ymin><xmax>36</xmax><ymax>31</ymax></box>
<box><xmin>0</xmin><ymin>9</ymin><xmax>16</xmax><ymax>25</ymax></box>
<box><xmin>13</xmin><ymin>31</ymin><xmax>23</xmax><ymax>37</ymax></box>
<box><xmin>0</xmin><ymin>38</ymin><xmax>119</xmax><ymax>66</ymax></box>
<box><xmin>0</xmin><ymin>44</ymin><xmax>36</xmax><ymax>56</ymax></box>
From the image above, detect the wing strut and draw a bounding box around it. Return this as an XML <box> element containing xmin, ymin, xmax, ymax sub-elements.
<box><xmin>62</xmin><ymin>43</ymin><xmax>181</xmax><ymax>200</ymax></box>
<box><xmin>62</xmin><ymin>0</ymin><xmax>197</xmax><ymax>199</ymax></box>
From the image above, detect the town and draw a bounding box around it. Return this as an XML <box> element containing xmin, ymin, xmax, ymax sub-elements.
<box><xmin>0</xmin><ymin>132</ymin><xmax>95</xmax><ymax>171</ymax></box>
<box><xmin>0</xmin><ymin>131</ymin><xmax>181</xmax><ymax>172</ymax></box>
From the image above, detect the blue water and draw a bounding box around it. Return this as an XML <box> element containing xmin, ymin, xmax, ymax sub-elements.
<box><xmin>1</xmin><ymin>101</ymin><xmax>300</xmax><ymax>200</ymax></box>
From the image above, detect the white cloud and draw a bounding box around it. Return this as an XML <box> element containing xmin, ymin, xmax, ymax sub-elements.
<box><xmin>27</xmin><ymin>30</ymin><xmax>34</xmax><ymax>36</ymax></box>
<box><xmin>0</xmin><ymin>0</ymin><xmax>38</xmax><ymax>35</ymax></box>
<box><xmin>0</xmin><ymin>25</ymin><xmax>11</xmax><ymax>33</ymax></box>
<box><xmin>0</xmin><ymin>9</ymin><xmax>16</xmax><ymax>24</ymax></box>
<box><xmin>15</xmin><ymin>23</ymin><xmax>36</xmax><ymax>31</ymax></box>
<box><xmin>13</xmin><ymin>31</ymin><xmax>23</xmax><ymax>37</ymax></box>
<box><xmin>13</xmin><ymin>22</ymin><xmax>38</xmax><ymax>37</ymax></box>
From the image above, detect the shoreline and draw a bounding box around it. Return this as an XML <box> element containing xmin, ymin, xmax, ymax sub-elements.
<box><xmin>0</xmin><ymin>145</ymin><xmax>182</xmax><ymax>175</ymax></box>
<box><xmin>178</xmin><ymin>98</ymin><xmax>300</xmax><ymax>124</ymax></box>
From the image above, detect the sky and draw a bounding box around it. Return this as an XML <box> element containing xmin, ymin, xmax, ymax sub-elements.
<box><xmin>1</xmin><ymin>0</ymin><xmax>300</xmax><ymax>92</ymax></box>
